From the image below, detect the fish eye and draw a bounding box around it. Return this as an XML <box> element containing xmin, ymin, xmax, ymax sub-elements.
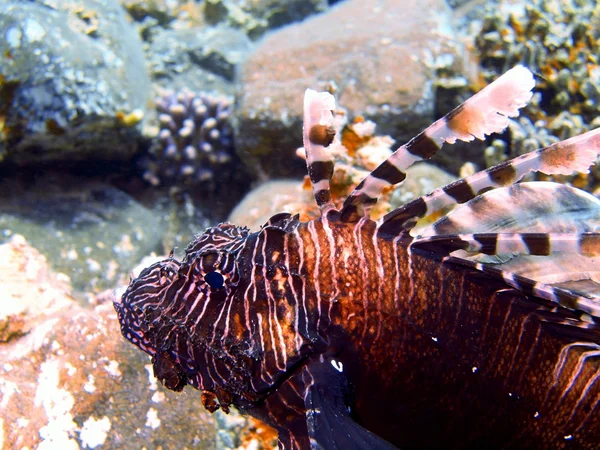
<box><xmin>204</xmin><ymin>271</ymin><xmax>224</xmax><ymax>289</ymax></box>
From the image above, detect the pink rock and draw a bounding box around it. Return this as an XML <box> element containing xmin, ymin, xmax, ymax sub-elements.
<box><xmin>236</xmin><ymin>0</ymin><xmax>461</xmax><ymax>177</ymax></box>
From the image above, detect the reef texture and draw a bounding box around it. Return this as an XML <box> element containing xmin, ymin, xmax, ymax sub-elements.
<box><xmin>143</xmin><ymin>25</ymin><xmax>253</xmax><ymax>94</ymax></box>
<box><xmin>0</xmin><ymin>0</ymin><xmax>151</xmax><ymax>164</ymax></box>
<box><xmin>473</xmin><ymin>0</ymin><xmax>600</xmax><ymax>191</ymax></box>
<box><xmin>0</xmin><ymin>235</ymin><xmax>73</xmax><ymax>343</ymax></box>
<box><xmin>475</xmin><ymin>0</ymin><xmax>600</xmax><ymax>125</ymax></box>
<box><xmin>142</xmin><ymin>89</ymin><xmax>236</xmax><ymax>189</ymax></box>
<box><xmin>202</xmin><ymin>0</ymin><xmax>328</xmax><ymax>40</ymax></box>
<box><xmin>0</xmin><ymin>175</ymin><xmax>165</xmax><ymax>294</ymax></box>
<box><xmin>235</xmin><ymin>0</ymin><xmax>463</xmax><ymax>178</ymax></box>
<box><xmin>122</xmin><ymin>0</ymin><xmax>327</xmax><ymax>41</ymax></box>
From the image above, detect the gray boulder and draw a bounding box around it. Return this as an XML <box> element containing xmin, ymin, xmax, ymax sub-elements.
<box><xmin>0</xmin><ymin>0</ymin><xmax>151</xmax><ymax>165</ymax></box>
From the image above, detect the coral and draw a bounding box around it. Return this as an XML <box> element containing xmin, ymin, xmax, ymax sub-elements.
<box><xmin>474</xmin><ymin>0</ymin><xmax>600</xmax><ymax>191</ymax></box>
<box><xmin>475</xmin><ymin>0</ymin><xmax>600</xmax><ymax>126</ymax></box>
<box><xmin>142</xmin><ymin>88</ymin><xmax>235</xmax><ymax>188</ymax></box>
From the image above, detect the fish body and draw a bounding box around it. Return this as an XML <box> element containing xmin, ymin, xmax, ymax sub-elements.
<box><xmin>116</xmin><ymin>66</ymin><xmax>600</xmax><ymax>448</ymax></box>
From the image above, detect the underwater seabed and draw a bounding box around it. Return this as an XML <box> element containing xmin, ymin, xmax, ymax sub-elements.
<box><xmin>1</xmin><ymin>0</ymin><xmax>600</xmax><ymax>448</ymax></box>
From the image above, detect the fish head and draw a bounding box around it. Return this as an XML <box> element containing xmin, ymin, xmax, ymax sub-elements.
<box><xmin>114</xmin><ymin>223</ymin><xmax>257</xmax><ymax>409</ymax></box>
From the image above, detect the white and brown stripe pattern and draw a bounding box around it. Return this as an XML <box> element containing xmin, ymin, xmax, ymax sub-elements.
<box><xmin>442</xmin><ymin>254</ymin><xmax>600</xmax><ymax>318</ymax></box>
<box><xmin>421</xmin><ymin>182</ymin><xmax>600</xmax><ymax>237</ymax></box>
<box><xmin>302</xmin><ymin>89</ymin><xmax>337</xmax><ymax>211</ymax></box>
<box><xmin>412</xmin><ymin>232</ymin><xmax>600</xmax><ymax>258</ymax></box>
<box><xmin>340</xmin><ymin>65</ymin><xmax>535</xmax><ymax>221</ymax></box>
<box><xmin>379</xmin><ymin>127</ymin><xmax>600</xmax><ymax>235</ymax></box>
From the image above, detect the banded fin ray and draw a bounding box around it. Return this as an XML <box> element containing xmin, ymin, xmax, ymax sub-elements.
<box><xmin>412</xmin><ymin>232</ymin><xmax>600</xmax><ymax>257</ymax></box>
<box><xmin>411</xmin><ymin>183</ymin><xmax>600</xmax><ymax>310</ymax></box>
<box><xmin>438</xmin><ymin>254</ymin><xmax>600</xmax><ymax>319</ymax></box>
<box><xmin>379</xmin><ymin>128</ymin><xmax>600</xmax><ymax>235</ymax></box>
<box><xmin>489</xmin><ymin>254</ymin><xmax>600</xmax><ymax>288</ymax></box>
<box><xmin>302</xmin><ymin>89</ymin><xmax>337</xmax><ymax>213</ymax></box>
<box><xmin>340</xmin><ymin>65</ymin><xmax>535</xmax><ymax>221</ymax></box>
<box><xmin>421</xmin><ymin>182</ymin><xmax>600</xmax><ymax>237</ymax></box>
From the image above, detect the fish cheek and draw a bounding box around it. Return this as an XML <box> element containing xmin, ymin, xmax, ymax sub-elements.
<box><xmin>152</xmin><ymin>351</ymin><xmax>187</xmax><ymax>392</ymax></box>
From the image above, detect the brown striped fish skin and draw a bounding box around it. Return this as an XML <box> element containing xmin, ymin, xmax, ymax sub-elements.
<box><xmin>115</xmin><ymin>211</ymin><xmax>600</xmax><ymax>448</ymax></box>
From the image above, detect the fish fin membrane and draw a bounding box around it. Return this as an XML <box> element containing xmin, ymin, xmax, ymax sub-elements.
<box><xmin>304</xmin><ymin>360</ymin><xmax>398</xmax><ymax>450</ymax></box>
<box><xmin>441</xmin><ymin>254</ymin><xmax>600</xmax><ymax>319</ymax></box>
<box><xmin>411</xmin><ymin>232</ymin><xmax>600</xmax><ymax>257</ymax></box>
<box><xmin>421</xmin><ymin>182</ymin><xmax>600</xmax><ymax>236</ymax></box>
<box><xmin>408</xmin><ymin>182</ymin><xmax>600</xmax><ymax>311</ymax></box>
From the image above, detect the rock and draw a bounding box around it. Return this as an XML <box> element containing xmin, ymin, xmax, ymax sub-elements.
<box><xmin>120</xmin><ymin>0</ymin><xmax>182</xmax><ymax>27</ymax></box>
<box><xmin>203</xmin><ymin>0</ymin><xmax>328</xmax><ymax>40</ymax></box>
<box><xmin>0</xmin><ymin>300</ymin><xmax>218</xmax><ymax>449</ymax></box>
<box><xmin>145</xmin><ymin>25</ymin><xmax>253</xmax><ymax>94</ymax></box>
<box><xmin>0</xmin><ymin>235</ymin><xmax>73</xmax><ymax>343</ymax></box>
<box><xmin>0</xmin><ymin>174</ymin><xmax>164</xmax><ymax>294</ymax></box>
<box><xmin>0</xmin><ymin>0</ymin><xmax>151</xmax><ymax>165</ymax></box>
<box><xmin>228</xmin><ymin>180</ymin><xmax>312</xmax><ymax>231</ymax></box>
<box><xmin>235</xmin><ymin>0</ymin><xmax>462</xmax><ymax>178</ymax></box>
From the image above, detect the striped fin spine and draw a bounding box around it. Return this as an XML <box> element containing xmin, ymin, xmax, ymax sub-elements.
<box><xmin>412</xmin><ymin>232</ymin><xmax>600</xmax><ymax>257</ymax></box>
<box><xmin>408</xmin><ymin>182</ymin><xmax>600</xmax><ymax>318</ymax></box>
<box><xmin>439</xmin><ymin>254</ymin><xmax>600</xmax><ymax>319</ymax></box>
<box><xmin>422</xmin><ymin>182</ymin><xmax>600</xmax><ymax>236</ymax></box>
<box><xmin>340</xmin><ymin>65</ymin><xmax>535</xmax><ymax>222</ymax></box>
<box><xmin>302</xmin><ymin>89</ymin><xmax>337</xmax><ymax>213</ymax></box>
<box><xmin>380</xmin><ymin>128</ymin><xmax>600</xmax><ymax>235</ymax></box>
<box><xmin>482</xmin><ymin>253</ymin><xmax>600</xmax><ymax>288</ymax></box>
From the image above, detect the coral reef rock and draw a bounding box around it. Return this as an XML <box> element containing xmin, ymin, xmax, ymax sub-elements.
<box><xmin>144</xmin><ymin>25</ymin><xmax>253</xmax><ymax>94</ymax></box>
<box><xmin>0</xmin><ymin>286</ymin><xmax>217</xmax><ymax>448</ymax></box>
<box><xmin>236</xmin><ymin>0</ymin><xmax>463</xmax><ymax>178</ymax></box>
<box><xmin>474</xmin><ymin>0</ymin><xmax>600</xmax><ymax>136</ymax></box>
<box><xmin>471</xmin><ymin>0</ymin><xmax>600</xmax><ymax>191</ymax></box>
<box><xmin>0</xmin><ymin>235</ymin><xmax>73</xmax><ymax>343</ymax></box>
<box><xmin>228</xmin><ymin>180</ymin><xmax>312</xmax><ymax>231</ymax></box>
<box><xmin>0</xmin><ymin>0</ymin><xmax>151</xmax><ymax>165</ymax></box>
<box><xmin>0</xmin><ymin>175</ymin><xmax>164</xmax><ymax>294</ymax></box>
<box><xmin>203</xmin><ymin>0</ymin><xmax>328</xmax><ymax>40</ymax></box>
<box><xmin>142</xmin><ymin>89</ymin><xmax>236</xmax><ymax>188</ymax></box>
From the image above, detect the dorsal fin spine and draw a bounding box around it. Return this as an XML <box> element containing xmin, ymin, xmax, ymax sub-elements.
<box><xmin>302</xmin><ymin>89</ymin><xmax>337</xmax><ymax>214</ymax></box>
<box><xmin>340</xmin><ymin>65</ymin><xmax>536</xmax><ymax>221</ymax></box>
<box><xmin>412</xmin><ymin>232</ymin><xmax>600</xmax><ymax>257</ymax></box>
<box><xmin>379</xmin><ymin>127</ymin><xmax>600</xmax><ymax>235</ymax></box>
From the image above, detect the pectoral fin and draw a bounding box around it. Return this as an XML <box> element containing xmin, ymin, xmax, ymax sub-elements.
<box><xmin>303</xmin><ymin>356</ymin><xmax>398</xmax><ymax>450</ymax></box>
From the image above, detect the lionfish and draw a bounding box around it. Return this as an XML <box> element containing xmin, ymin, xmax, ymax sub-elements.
<box><xmin>115</xmin><ymin>66</ymin><xmax>600</xmax><ymax>448</ymax></box>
